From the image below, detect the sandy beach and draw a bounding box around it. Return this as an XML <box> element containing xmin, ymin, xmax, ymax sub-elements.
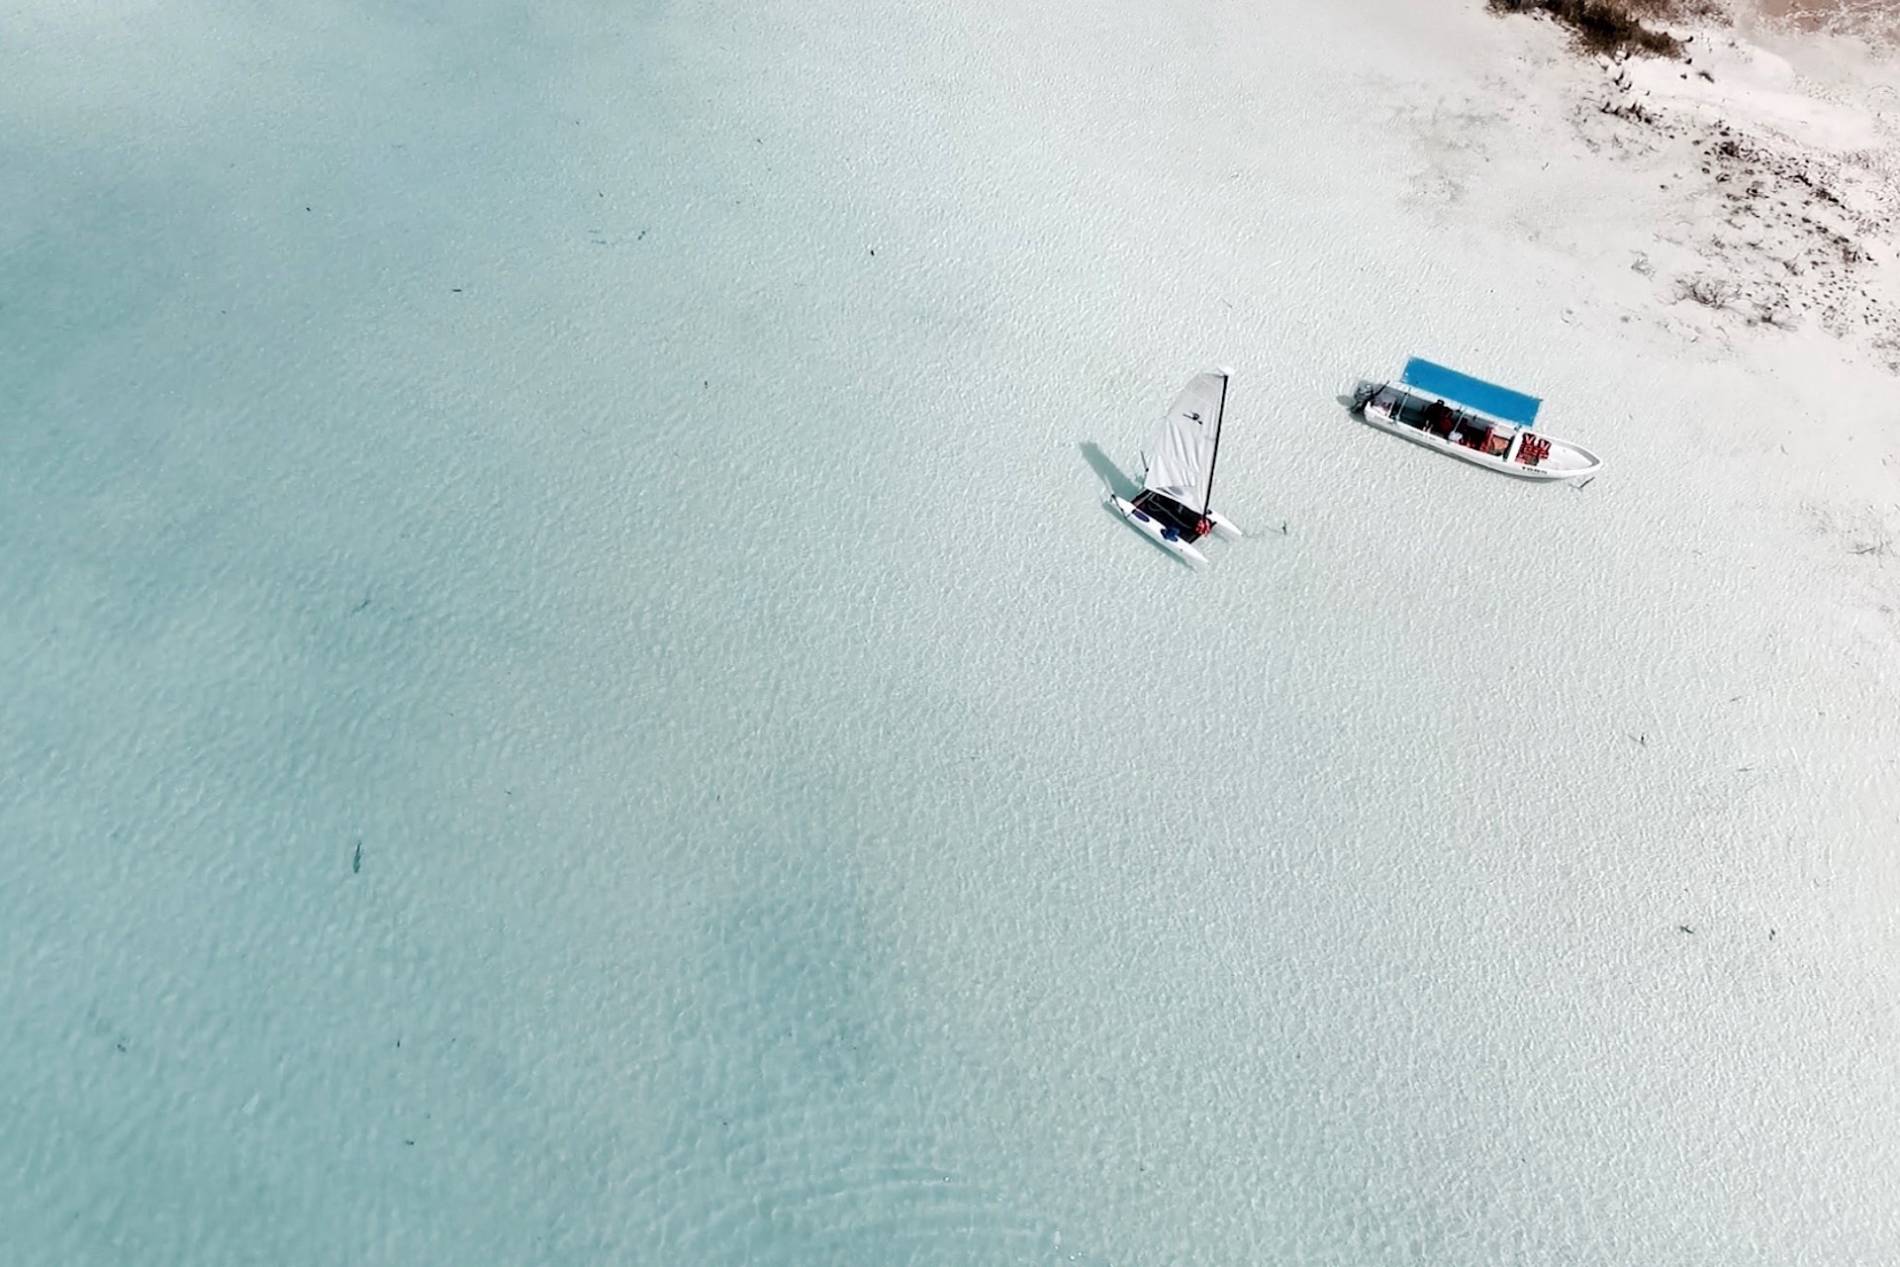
<box><xmin>3</xmin><ymin>0</ymin><xmax>1897</xmax><ymax>1263</ymax></box>
<box><xmin>1755</xmin><ymin>0</ymin><xmax>1900</xmax><ymax>37</ymax></box>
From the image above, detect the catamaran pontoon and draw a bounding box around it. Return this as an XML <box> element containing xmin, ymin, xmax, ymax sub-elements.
<box><xmin>1351</xmin><ymin>358</ymin><xmax>1602</xmax><ymax>482</ymax></box>
<box><xmin>1108</xmin><ymin>368</ymin><xmax>1244</xmax><ymax>567</ymax></box>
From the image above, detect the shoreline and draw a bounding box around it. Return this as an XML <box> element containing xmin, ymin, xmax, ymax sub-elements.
<box><xmin>1487</xmin><ymin>0</ymin><xmax>1900</xmax><ymax>371</ymax></box>
<box><xmin>1490</xmin><ymin>0</ymin><xmax>1900</xmax><ymax>49</ymax></box>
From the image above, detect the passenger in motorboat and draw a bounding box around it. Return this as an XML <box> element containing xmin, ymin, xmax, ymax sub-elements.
<box><xmin>1369</xmin><ymin>386</ymin><xmax>1527</xmax><ymax>459</ymax></box>
<box><xmin>1456</xmin><ymin>419</ymin><xmax>1512</xmax><ymax>456</ymax></box>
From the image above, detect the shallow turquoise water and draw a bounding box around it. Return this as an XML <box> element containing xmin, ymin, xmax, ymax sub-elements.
<box><xmin>5</xmin><ymin>1</ymin><xmax>1898</xmax><ymax>1263</ymax></box>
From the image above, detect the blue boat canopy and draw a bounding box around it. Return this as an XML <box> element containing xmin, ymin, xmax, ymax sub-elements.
<box><xmin>1400</xmin><ymin>357</ymin><xmax>1542</xmax><ymax>427</ymax></box>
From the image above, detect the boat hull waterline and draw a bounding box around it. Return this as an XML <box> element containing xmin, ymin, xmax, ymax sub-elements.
<box><xmin>1360</xmin><ymin>396</ymin><xmax>1601</xmax><ymax>480</ymax></box>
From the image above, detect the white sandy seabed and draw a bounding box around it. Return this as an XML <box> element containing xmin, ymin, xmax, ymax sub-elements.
<box><xmin>3</xmin><ymin>1</ymin><xmax>1898</xmax><ymax>1263</ymax></box>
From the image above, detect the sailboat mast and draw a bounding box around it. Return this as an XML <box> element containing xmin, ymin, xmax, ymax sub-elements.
<box><xmin>1202</xmin><ymin>372</ymin><xmax>1228</xmax><ymax>519</ymax></box>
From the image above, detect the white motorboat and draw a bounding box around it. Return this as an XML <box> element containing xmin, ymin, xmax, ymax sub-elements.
<box><xmin>1351</xmin><ymin>358</ymin><xmax>1602</xmax><ymax>482</ymax></box>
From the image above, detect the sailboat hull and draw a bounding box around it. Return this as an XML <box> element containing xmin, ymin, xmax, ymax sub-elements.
<box><xmin>1108</xmin><ymin>494</ymin><xmax>1209</xmax><ymax>567</ymax></box>
<box><xmin>1112</xmin><ymin>367</ymin><xmax>1240</xmax><ymax>567</ymax></box>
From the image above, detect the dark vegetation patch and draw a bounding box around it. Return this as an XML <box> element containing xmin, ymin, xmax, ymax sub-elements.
<box><xmin>1487</xmin><ymin>0</ymin><xmax>1701</xmax><ymax>57</ymax></box>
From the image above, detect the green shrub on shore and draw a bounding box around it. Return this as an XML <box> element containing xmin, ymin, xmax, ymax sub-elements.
<box><xmin>1486</xmin><ymin>0</ymin><xmax>1704</xmax><ymax>57</ymax></box>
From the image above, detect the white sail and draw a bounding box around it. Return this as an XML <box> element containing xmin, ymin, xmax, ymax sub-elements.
<box><xmin>1142</xmin><ymin>369</ymin><xmax>1227</xmax><ymax>514</ymax></box>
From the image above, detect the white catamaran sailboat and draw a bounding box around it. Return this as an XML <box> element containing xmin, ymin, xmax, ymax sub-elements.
<box><xmin>1351</xmin><ymin>357</ymin><xmax>1602</xmax><ymax>482</ymax></box>
<box><xmin>1108</xmin><ymin>367</ymin><xmax>1244</xmax><ymax>567</ymax></box>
